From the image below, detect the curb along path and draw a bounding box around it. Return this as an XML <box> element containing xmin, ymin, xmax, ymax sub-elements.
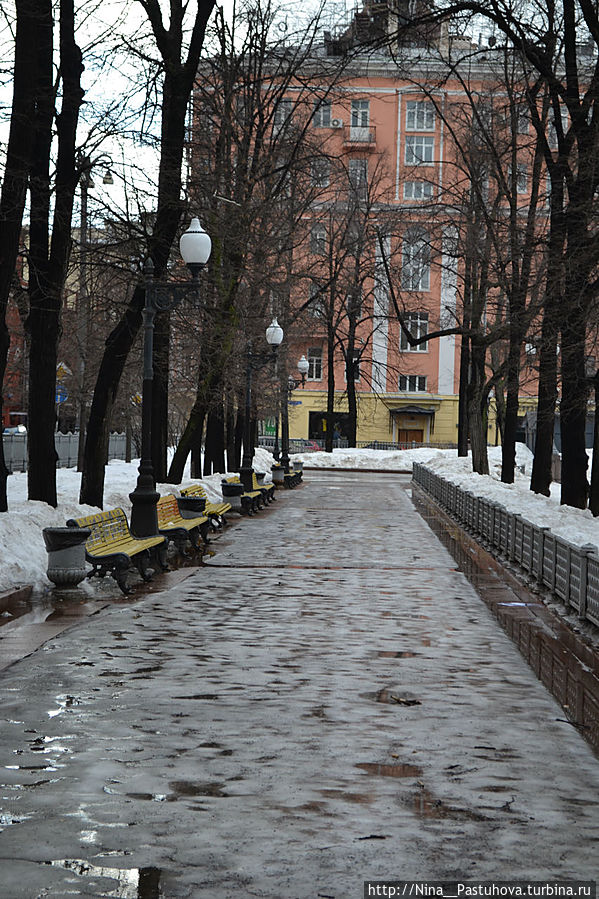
<box><xmin>0</xmin><ymin>471</ymin><xmax>598</xmax><ymax>898</ymax></box>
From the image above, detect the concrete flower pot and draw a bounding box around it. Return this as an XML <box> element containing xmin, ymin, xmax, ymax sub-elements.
<box><xmin>43</xmin><ymin>527</ymin><xmax>91</xmax><ymax>588</ymax></box>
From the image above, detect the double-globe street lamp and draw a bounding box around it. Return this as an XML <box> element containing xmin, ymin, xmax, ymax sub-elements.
<box><xmin>129</xmin><ymin>217</ymin><xmax>212</xmax><ymax>538</ymax></box>
<box><xmin>239</xmin><ymin>319</ymin><xmax>284</xmax><ymax>492</ymax></box>
<box><xmin>279</xmin><ymin>354</ymin><xmax>309</xmax><ymax>473</ymax></box>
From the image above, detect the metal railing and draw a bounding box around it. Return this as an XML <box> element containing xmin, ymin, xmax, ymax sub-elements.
<box><xmin>258</xmin><ymin>437</ymin><xmax>457</xmax><ymax>453</ymax></box>
<box><xmin>412</xmin><ymin>462</ymin><xmax>599</xmax><ymax>628</ymax></box>
<box><xmin>2</xmin><ymin>432</ymin><xmax>127</xmax><ymax>473</ymax></box>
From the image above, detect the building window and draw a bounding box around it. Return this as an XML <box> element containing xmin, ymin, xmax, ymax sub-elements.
<box><xmin>399</xmin><ymin>374</ymin><xmax>428</xmax><ymax>391</ymax></box>
<box><xmin>516</xmin><ymin>105</ymin><xmax>529</xmax><ymax>134</ymax></box>
<box><xmin>509</xmin><ymin>162</ymin><xmax>528</xmax><ymax>194</ymax></box>
<box><xmin>307</xmin><ymin>346</ymin><xmax>323</xmax><ymax>380</ymax></box>
<box><xmin>406</xmin><ymin>100</ymin><xmax>435</xmax><ymax>131</ymax></box>
<box><xmin>349</xmin><ymin>158</ymin><xmax>368</xmax><ymax>198</ymax></box>
<box><xmin>273</xmin><ymin>98</ymin><xmax>293</xmax><ymax>132</ymax></box>
<box><xmin>311</xmin><ymin>157</ymin><xmax>330</xmax><ymax>187</ymax></box>
<box><xmin>351</xmin><ymin>99</ymin><xmax>369</xmax><ymax>127</ymax></box>
<box><xmin>404</xmin><ymin>180</ymin><xmax>433</xmax><ymax>200</ymax></box>
<box><xmin>350</xmin><ymin>99</ymin><xmax>370</xmax><ymax>141</ymax></box>
<box><xmin>313</xmin><ymin>100</ymin><xmax>331</xmax><ymax>127</ymax></box>
<box><xmin>310</xmin><ymin>224</ymin><xmax>327</xmax><ymax>255</ymax></box>
<box><xmin>401</xmin><ymin>229</ymin><xmax>431</xmax><ymax>291</ymax></box>
<box><xmin>400</xmin><ymin>312</ymin><xmax>429</xmax><ymax>351</ymax></box>
<box><xmin>405</xmin><ymin>135</ymin><xmax>434</xmax><ymax>165</ymax></box>
<box><xmin>549</xmin><ymin>109</ymin><xmax>568</xmax><ymax>148</ymax></box>
<box><xmin>309</xmin><ymin>283</ymin><xmax>327</xmax><ymax>318</ymax></box>
<box><xmin>345</xmin><ymin>352</ymin><xmax>360</xmax><ymax>381</ymax></box>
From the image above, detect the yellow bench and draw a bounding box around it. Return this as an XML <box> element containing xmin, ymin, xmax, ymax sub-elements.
<box><xmin>252</xmin><ymin>472</ymin><xmax>276</xmax><ymax>503</ymax></box>
<box><xmin>180</xmin><ymin>483</ymin><xmax>232</xmax><ymax>528</ymax></box>
<box><xmin>66</xmin><ymin>508</ymin><xmax>167</xmax><ymax>594</ymax></box>
<box><xmin>156</xmin><ymin>493</ymin><xmax>210</xmax><ymax>553</ymax></box>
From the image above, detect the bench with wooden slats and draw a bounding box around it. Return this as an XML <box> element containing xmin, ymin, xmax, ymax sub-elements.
<box><xmin>252</xmin><ymin>472</ymin><xmax>276</xmax><ymax>503</ymax></box>
<box><xmin>66</xmin><ymin>507</ymin><xmax>167</xmax><ymax>594</ymax></box>
<box><xmin>156</xmin><ymin>493</ymin><xmax>210</xmax><ymax>553</ymax></box>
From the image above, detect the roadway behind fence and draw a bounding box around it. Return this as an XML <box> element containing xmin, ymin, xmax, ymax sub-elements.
<box><xmin>2</xmin><ymin>432</ymin><xmax>127</xmax><ymax>473</ymax></box>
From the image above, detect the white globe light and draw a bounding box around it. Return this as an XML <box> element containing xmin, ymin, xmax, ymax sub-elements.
<box><xmin>265</xmin><ymin>318</ymin><xmax>284</xmax><ymax>346</ymax></box>
<box><xmin>297</xmin><ymin>354</ymin><xmax>309</xmax><ymax>376</ymax></box>
<box><xmin>179</xmin><ymin>217</ymin><xmax>211</xmax><ymax>268</ymax></box>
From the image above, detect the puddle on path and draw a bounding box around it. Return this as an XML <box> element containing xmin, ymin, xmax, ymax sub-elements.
<box><xmin>356</xmin><ymin>762</ymin><xmax>422</xmax><ymax>778</ymax></box>
<box><xmin>43</xmin><ymin>859</ymin><xmax>161</xmax><ymax>899</ymax></box>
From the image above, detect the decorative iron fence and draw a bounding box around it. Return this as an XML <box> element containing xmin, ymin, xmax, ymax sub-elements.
<box><xmin>3</xmin><ymin>432</ymin><xmax>127</xmax><ymax>473</ymax></box>
<box><xmin>258</xmin><ymin>437</ymin><xmax>457</xmax><ymax>453</ymax></box>
<box><xmin>412</xmin><ymin>462</ymin><xmax>599</xmax><ymax>629</ymax></box>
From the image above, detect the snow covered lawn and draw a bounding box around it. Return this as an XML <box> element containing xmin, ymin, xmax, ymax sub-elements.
<box><xmin>1</xmin><ymin>443</ymin><xmax>598</xmax><ymax>595</ymax></box>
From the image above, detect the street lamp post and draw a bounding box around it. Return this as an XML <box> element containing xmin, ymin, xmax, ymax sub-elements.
<box><xmin>239</xmin><ymin>319</ymin><xmax>284</xmax><ymax>492</ymax></box>
<box><xmin>129</xmin><ymin>218</ymin><xmax>212</xmax><ymax>538</ymax></box>
<box><xmin>280</xmin><ymin>354</ymin><xmax>309</xmax><ymax>473</ymax></box>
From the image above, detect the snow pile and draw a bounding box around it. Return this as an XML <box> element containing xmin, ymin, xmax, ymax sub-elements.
<box><xmin>1</xmin><ymin>443</ymin><xmax>598</xmax><ymax>595</ymax></box>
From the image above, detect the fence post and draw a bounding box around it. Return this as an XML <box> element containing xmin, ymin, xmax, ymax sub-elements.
<box><xmin>536</xmin><ymin>527</ymin><xmax>551</xmax><ymax>587</ymax></box>
<box><xmin>578</xmin><ymin>544</ymin><xmax>598</xmax><ymax>621</ymax></box>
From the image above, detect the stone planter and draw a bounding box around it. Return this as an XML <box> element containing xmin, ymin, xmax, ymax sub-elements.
<box><xmin>177</xmin><ymin>495</ymin><xmax>207</xmax><ymax>519</ymax></box>
<box><xmin>221</xmin><ymin>480</ymin><xmax>245</xmax><ymax>512</ymax></box>
<box><xmin>43</xmin><ymin>527</ymin><xmax>91</xmax><ymax>588</ymax></box>
<box><xmin>271</xmin><ymin>464</ymin><xmax>284</xmax><ymax>485</ymax></box>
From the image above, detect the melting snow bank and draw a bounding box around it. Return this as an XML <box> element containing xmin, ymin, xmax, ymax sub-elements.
<box><xmin>1</xmin><ymin>443</ymin><xmax>598</xmax><ymax>594</ymax></box>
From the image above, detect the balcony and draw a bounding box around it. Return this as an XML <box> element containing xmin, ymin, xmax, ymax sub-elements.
<box><xmin>344</xmin><ymin>124</ymin><xmax>377</xmax><ymax>149</ymax></box>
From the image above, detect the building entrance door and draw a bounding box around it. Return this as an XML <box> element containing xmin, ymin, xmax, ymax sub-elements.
<box><xmin>398</xmin><ymin>429</ymin><xmax>423</xmax><ymax>444</ymax></box>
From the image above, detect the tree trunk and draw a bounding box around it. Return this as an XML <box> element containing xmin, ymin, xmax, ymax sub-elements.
<box><xmin>0</xmin><ymin>0</ymin><xmax>39</xmax><ymax>511</ymax></box>
<box><xmin>501</xmin><ymin>307</ymin><xmax>524</xmax><ymax>483</ymax></box>
<box><xmin>29</xmin><ymin>0</ymin><xmax>83</xmax><ymax>505</ymax></box>
<box><xmin>468</xmin><ymin>341</ymin><xmax>489</xmax><ymax>475</ymax></box>
<box><xmin>225</xmin><ymin>397</ymin><xmax>236</xmax><ymax>472</ymax></box>
<box><xmin>325</xmin><ymin>326</ymin><xmax>335</xmax><ymax>452</ymax></box>
<box><xmin>204</xmin><ymin>404</ymin><xmax>225</xmax><ymax>475</ymax></box>
<box><xmin>560</xmin><ymin>308</ymin><xmax>589</xmax><ymax>508</ymax></box>
<box><xmin>167</xmin><ymin>398</ymin><xmax>205</xmax><ymax>483</ymax></box>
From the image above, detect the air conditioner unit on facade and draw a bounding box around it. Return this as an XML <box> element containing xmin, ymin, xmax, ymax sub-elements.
<box><xmin>331</xmin><ymin>118</ymin><xmax>343</xmax><ymax>128</ymax></box>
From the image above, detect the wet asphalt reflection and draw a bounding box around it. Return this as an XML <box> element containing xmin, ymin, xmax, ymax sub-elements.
<box><xmin>0</xmin><ymin>471</ymin><xmax>598</xmax><ymax>897</ymax></box>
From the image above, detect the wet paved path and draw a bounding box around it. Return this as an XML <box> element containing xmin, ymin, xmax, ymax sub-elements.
<box><xmin>1</xmin><ymin>471</ymin><xmax>599</xmax><ymax>897</ymax></box>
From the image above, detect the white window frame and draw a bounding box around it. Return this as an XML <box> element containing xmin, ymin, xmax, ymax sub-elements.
<box><xmin>310</xmin><ymin>224</ymin><xmax>327</xmax><ymax>255</ymax></box>
<box><xmin>403</xmin><ymin>180</ymin><xmax>433</xmax><ymax>200</ymax></box>
<box><xmin>509</xmin><ymin>162</ymin><xmax>528</xmax><ymax>194</ymax></box>
<box><xmin>273</xmin><ymin>98</ymin><xmax>293</xmax><ymax>131</ymax></box>
<box><xmin>398</xmin><ymin>374</ymin><xmax>428</xmax><ymax>391</ymax></box>
<box><xmin>400</xmin><ymin>312</ymin><xmax>429</xmax><ymax>352</ymax></box>
<box><xmin>516</xmin><ymin>105</ymin><xmax>529</xmax><ymax>134</ymax></box>
<box><xmin>406</xmin><ymin>100</ymin><xmax>435</xmax><ymax>131</ymax></box>
<box><xmin>348</xmin><ymin>158</ymin><xmax>368</xmax><ymax>197</ymax></box>
<box><xmin>307</xmin><ymin>346</ymin><xmax>323</xmax><ymax>380</ymax></box>
<box><xmin>311</xmin><ymin>157</ymin><xmax>330</xmax><ymax>187</ymax></box>
<box><xmin>405</xmin><ymin>135</ymin><xmax>435</xmax><ymax>165</ymax></box>
<box><xmin>313</xmin><ymin>100</ymin><xmax>331</xmax><ymax>128</ymax></box>
<box><xmin>351</xmin><ymin>99</ymin><xmax>370</xmax><ymax>128</ymax></box>
<box><xmin>309</xmin><ymin>283</ymin><xmax>327</xmax><ymax>318</ymax></box>
<box><xmin>344</xmin><ymin>351</ymin><xmax>361</xmax><ymax>382</ymax></box>
<box><xmin>401</xmin><ymin>230</ymin><xmax>431</xmax><ymax>292</ymax></box>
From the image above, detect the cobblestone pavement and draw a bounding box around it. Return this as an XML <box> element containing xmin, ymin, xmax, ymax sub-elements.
<box><xmin>1</xmin><ymin>471</ymin><xmax>598</xmax><ymax>898</ymax></box>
